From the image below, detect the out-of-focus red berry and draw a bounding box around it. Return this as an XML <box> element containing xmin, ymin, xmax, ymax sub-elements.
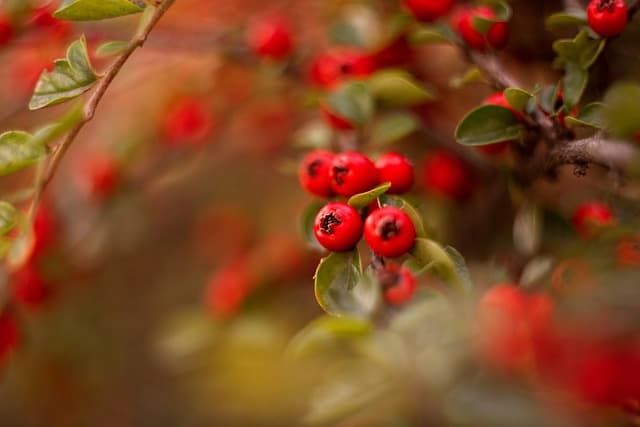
<box><xmin>402</xmin><ymin>0</ymin><xmax>455</xmax><ymax>22</ymax></box>
<box><xmin>617</xmin><ymin>234</ymin><xmax>640</xmax><ymax>268</ymax></box>
<box><xmin>454</xmin><ymin>6</ymin><xmax>508</xmax><ymax>52</ymax></box>
<box><xmin>247</xmin><ymin>15</ymin><xmax>293</xmax><ymax>60</ymax></box>
<box><xmin>29</xmin><ymin>5</ymin><xmax>72</xmax><ymax>38</ymax></box>
<box><xmin>383</xmin><ymin>263</ymin><xmax>417</xmax><ymax>305</ymax></box>
<box><xmin>205</xmin><ymin>258</ymin><xmax>253</xmax><ymax>319</ymax></box>
<box><xmin>370</xmin><ymin>34</ymin><xmax>415</xmax><ymax>69</ymax></box>
<box><xmin>10</xmin><ymin>264</ymin><xmax>54</xmax><ymax>310</ymax></box>
<box><xmin>162</xmin><ymin>98</ymin><xmax>214</xmax><ymax>147</ymax></box>
<box><xmin>587</xmin><ymin>0</ymin><xmax>628</xmax><ymax>38</ymax></box>
<box><xmin>572</xmin><ymin>202</ymin><xmax>616</xmax><ymax>239</ymax></box>
<box><xmin>0</xmin><ymin>311</ymin><xmax>19</xmax><ymax>365</ymax></box>
<box><xmin>0</xmin><ymin>11</ymin><xmax>14</xmax><ymax>47</ymax></box>
<box><xmin>320</xmin><ymin>103</ymin><xmax>356</xmax><ymax>130</ymax></box>
<box><xmin>79</xmin><ymin>154</ymin><xmax>121</xmax><ymax>201</ymax></box>
<box><xmin>420</xmin><ymin>150</ymin><xmax>475</xmax><ymax>201</ymax></box>
<box><xmin>308</xmin><ymin>48</ymin><xmax>374</xmax><ymax>89</ymax></box>
<box><xmin>375</xmin><ymin>152</ymin><xmax>414</xmax><ymax>194</ymax></box>
<box><xmin>30</xmin><ymin>202</ymin><xmax>59</xmax><ymax>262</ymax></box>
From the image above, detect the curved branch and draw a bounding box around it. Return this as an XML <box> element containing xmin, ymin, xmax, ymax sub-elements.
<box><xmin>27</xmin><ymin>0</ymin><xmax>177</xmax><ymax>221</ymax></box>
<box><xmin>547</xmin><ymin>136</ymin><xmax>636</xmax><ymax>173</ymax></box>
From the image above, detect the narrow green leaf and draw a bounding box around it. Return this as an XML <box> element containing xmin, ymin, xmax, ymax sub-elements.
<box><xmin>287</xmin><ymin>315</ymin><xmax>372</xmax><ymax>358</ymax></box>
<box><xmin>504</xmin><ymin>87</ymin><xmax>533</xmax><ymax>113</ymax></box>
<box><xmin>455</xmin><ymin>105</ymin><xmax>522</xmax><ymax>146</ymax></box>
<box><xmin>545</xmin><ymin>10</ymin><xmax>587</xmax><ymax>31</ymax></box>
<box><xmin>372</xmin><ymin>113</ymin><xmax>419</xmax><ymax>145</ymax></box>
<box><xmin>369</xmin><ymin>69</ymin><xmax>436</xmax><ymax>107</ymax></box>
<box><xmin>29</xmin><ymin>37</ymin><xmax>98</xmax><ymax>110</ymax></box>
<box><xmin>95</xmin><ymin>40</ymin><xmax>130</xmax><ymax>57</ymax></box>
<box><xmin>449</xmin><ymin>67</ymin><xmax>484</xmax><ymax>89</ymax></box>
<box><xmin>0</xmin><ymin>131</ymin><xmax>48</xmax><ymax>176</ymax></box>
<box><xmin>348</xmin><ymin>182</ymin><xmax>391</xmax><ymax>209</ymax></box>
<box><xmin>0</xmin><ymin>201</ymin><xmax>18</xmax><ymax>235</ymax></box>
<box><xmin>539</xmin><ymin>85</ymin><xmax>561</xmax><ymax>114</ymax></box>
<box><xmin>564</xmin><ymin>102</ymin><xmax>606</xmax><ymax>129</ymax></box>
<box><xmin>410</xmin><ymin>238</ymin><xmax>467</xmax><ymax>293</ymax></box>
<box><xmin>54</xmin><ymin>0</ymin><xmax>144</xmax><ymax>21</ymax></box>
<box><xmin>325</xmin><ymin>82</ymin><xmax>374</xmax><ymax>127</ymax></box>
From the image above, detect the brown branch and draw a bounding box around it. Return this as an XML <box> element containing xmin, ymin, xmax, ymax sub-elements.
<box><xmin>27</xmin><ymin>0</ymin><xmax>177</xmax><ymax>222</ymax></box>
<box><xmin>546</xmin><ymin>135</ymin><xmax>636</xmax><ymax>173</ymax></box>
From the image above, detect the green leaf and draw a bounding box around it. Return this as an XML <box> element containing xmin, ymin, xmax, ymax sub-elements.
<box><xmin>410</xmin><ymin>22</ymin><xmax>456</xmax><ymax>45</ymax></box>
<box><xmin>0</xmin><ymin>202</ymin><xmax>18</xmax><ymax>235</ymax></box>
<box><xmin>29</xmin><ymin>37</ymin><xmax>98</xmax><ymax>110</ymax></box>
<box><xmin>449</xmin><ymin>67</ymin><xmax>485</xmax><ymax>89</ymax></box>
<box><xmin>603</xmin><ymin>82</ymin><xmax>640</xmax><ymax>138</ymax></box>
<box><xmin>564</xmin><ymin>102</ymin><xmax>606</xmax><ymax>129</ymax></box>
<box><xmin>545</xmin><ymin>10</ymin><xmax>587</xmax><ymax>31</ymax></box>
<box><xmin>553</xmin><ymin>30</ymin><xmax>605</xmax><ymax>70</ymax></box>
<box><xmin>95</xmin><ymin>40</ymin><xmax>130</xmax><ymax>57</ymax></box>
<box><xmin>539</xmin><ymin>85</ymin><xmax>561</xmax><ymax>114</ymax></box>
<box><xmin>325</xmin><ymin>82</ymin><xmax>374</xmax><ymax>127</ymax></box>
<box><xmin>369</xmin><ymin>69</ymin><xmax>436</xmax><ymax>107</ymax></box>
<box><xmin>314</xmin><ymin>250</ymin><xmax>378</xmax><ymax>317</ymax></box>
<box><xmin>503</xmin><ymin>87</ymin><xmax>533</xmax><ymax>113</ymax></box>
<box><xmin>455</xmin><ymin>105</ymin><xmax>522</xmax><ymax>146</ymax></box>
<box><xmin>379</xmin><ymin>195</ymin><xmax>427</xmax><ymax>238</ymax></box>
<box><xmin>371</xmin><ymin>113</ymin><xmax>419</xmax><ymax>145</ymax></box>
<box><xmin>54</xmin><ymin>0</ymin><xmax>144</xmax><ymax>21</ymax></box>
<box><xmin>410</xmin><ymin>238</ymin><xmax>468</xmax><ymax>293</ymax></box>
<box><xmin>562</xmin><ymin>62</ymin><xmax>588</xmax><ymax>109</ymax></box>
<box><xmin>444</xmin><ymin>246</ymin><xmax>474</xmax><ymax>292</ymax></box>
<box><xmin>0</xmin><ymin>131</ymin><xmax>48</xmax><ymax>176</ymax></box>
<box><xmin>287</xmin><ymin>315</ymin><xmax>372</xmax><ymax>358</ymax></box>
<box><xmin>471</xmin><ymin>1</ymin><xmax>511</xmax><ymax>33</ymax></box>
<box><xmin>348</xmin><ymin>182</ymin><xmax>391</xmax><ymax>209</ymax></box>
<box><xmin>300</xmin><ymin>201</ymin><xmax>324</xmax><ymax>250</ymax></box>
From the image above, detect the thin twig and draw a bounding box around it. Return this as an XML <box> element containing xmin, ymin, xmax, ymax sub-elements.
<box><xmin>27</xmin><ymin>0</ymin><xmax>177</xmax><ymax>222</ymax></box>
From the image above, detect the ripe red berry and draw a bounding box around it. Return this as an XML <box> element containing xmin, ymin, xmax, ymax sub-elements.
<box><xmin>298</xmin><ymin>150</ymin><xmax>335</xmax><ymax>197</ymax></box>
<box><xmin>587</xmin><ymin>0</ymin><xmax>628</xmax><ymax>38</ymax></box>
<box><xmin>79</xmin><ymin>154</ymin><xmax>121</xmax><ymax>201</ymax></box>
<box><xmin>162</xmin><ymin>98</ymin><xmax>214</xmax><ymax>147</ymax></box>
<box><xmin>375</xmin><ymin>152</ymin><xmax>414</xmax><ymax>194</ymax></box>
<box><xmin>320</xmin><ymin>103</ymin><xmax>356</xmax><ymax>131</ymax></box>
<box><xmin>454</xmin><ymin>6</ymin><xmax>508</xmax><ymax>52</ymax></box>
<box><xmin>308</xmin><ymin>48</ymin><xmax>374</xmax><ymax>89</ymax></box>
<box><xmin>0</xmin><ymin>11</ymin><xmax>14</xmax><ymax>47</ymax></box>
<box><xmin>383</xmin><ymin>263</ymin><xmax>417</xmax><ymax>305</ymax></box>
<box><xmin>0</xmin><ymin>311</ymin><xmax>19</xmax><ymax>365</ymax></box>
<box><xmin>402</xmin><ymin>0</ymin><xmax>455</xmax><ymax>22</ymax></box>
<box><xmin>420</xmin><ymin>150</ymin><xmax>475</xmax><ymax>201</ymax></box>
<box><xmin>572</xmin><ymin>202</ymin><xmax>616</xmax><ymax>238</ymax></box>
<box><xmin>330</xmin><ymin>152</ymin><xmax>379</xmax><ymax>197</ymax></box>
<box><xmin>10</xmin><ymin>264</ymin><xmax>54</xmax><ymax>310</ymax></box>
<box><xmin>247</xmin><ymin>15</ymin><xmax>293</xmax><ymax>60</ymax></box>
<box><xmin>313</xmin><ymin>202</ymin><xmax>363</xmax><ymax>252</ymax></box>
<box><xmin>364</xmin><ymin>206</ymin><xmax>416</xmax><ymax>258</ymax></box>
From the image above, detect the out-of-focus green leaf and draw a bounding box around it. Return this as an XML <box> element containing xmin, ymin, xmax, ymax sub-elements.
<box><xmin>411</xmin><ymin>238</ymin><xmax>470</xmax><ymax>293</ymax></box>
<box><xmin>369</xmin><ymin>69</ymin><xmax>436</xmax><ymax>107</ymax></box>
<box><xmin>410</xmin><ymin>22</ymin><xmax>456</xmax><ymax>44</ymax></box>
<box><xmin>326</xmin><ymin>82</ymin><xmax>374</xmax><ymax>127</ymax></box>
<box><xmin>294</xmin><ymin>120</ymin><xmax>332</xmax><ymax>149</ymax></box>
<box><xmin>504</xmin><ymin>87</ymin><xmax>533</xmax><ymax>113</ymax></box>
<box><xmin>29</xmin><ymin>37</ymin><xmax>98</xmax><ymax>110</ymax></box>
<box><xmin>95</xmin><ymin>40</ymin><xmax>130</xmax><ymax>56</ymax></box>
<box><xmin>539</xmin><ymin>85</ymin><xmax>561</xmax><ymax>114</ymax></box>
<box><xmin>604</xmin><ymin>83</ymin><xmax>640</xmax><ymax>138</ymax></box>
<box><xmin>300</xmin><ymin>201</ymin><xmax>324</xmax><ymax>250</ymax></box>
<box><xmin>449</xmin><ymin>67</ymin><xmax>484</xmax><ymax>89</ymax></box>
<box><xmin>348</xmin><ymin>182</ymin><xmax>391</xmax><ymax>209</ymax></box>
<box><xmin>287</xmin><ymin>315</ymin><xmax>372</xmax><ymax>358</ymax></box>
<box><xmin>455</xmin><ymin>105</ymin><xmax>522</xmax><ymax>146</ymax></box>
<box><xmin>564</xmin><ymin>102</ymin><xmax>606</xmax><ymax>129</ymax></box>
<box><xmin>545</xmin><ymin>10</ymin><xmax>587</xmax><ymax>31</ymax></box>
<box><xmin>0</xmin><ymin>131</ymin><xmax>48</xmax><ymax>176</ymax></box>
<box><xmin>0</xmin><ymin>201</ymin><xmax>17</xmax><ymax>235</ymax></box>
<box><xmin>54</xmin><ymin>0</ymin><xmax>144</xmax><ymax>21</ymax></box>
<box><xmin>372</xmin><ymin>113</ymin><xmax>419</xmax><ymax>145</ymax></box>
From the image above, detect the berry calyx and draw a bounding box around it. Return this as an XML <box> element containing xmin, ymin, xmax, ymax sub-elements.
<box><xmin>364</xmin><ymin>206</ymin><xmax>416</xmax><ymax>258</ymax></box>
<box><xmin>314</xmin><ymin>202</ymin><xmax>363</xmax><ymax>252</ymax></box>
<box><xmin>572</xmin><ymin>202</ymin><xmax>616</xmax><ymax>239</ymax></box>
<box><xmin>454</xmin><ymin>6</ymin><xmax>508</xmax><ymax>52</ymax></box>
<box><xmin>330</xmin><ymin>152</ymin><xmax>379</xmax><ymax>197</ymax></box>
<box><xmin>299</xmin><ymin>150</ymin><xmax>335</xmax><ymax>197</ymax></box>
<box><xmin>375</xmin><ymin>152</ymin><xmax>414</xmax><ymax>194</ymax></box>
<box><xmin>402</xmin><ymin>0</ymin><xmax>455</xmax><ymax>22</ymax></box>
<box><xmin>308</xmin><ymin>48</ymin><xmax>374</xmax><ymax>89</ymax></box>
<box><xmin>587</xmin><ymin>0</ymin><xmax>628</xmax><ymax>38</ymax></box>
<box><xmin>247</xmin><ymin>15</ymin><xmax>294</xmax><ymax>60</ymax></box>
<box><xmin>382</xmin><ymin>263</ymin><xmax>417</xmax><ymax>305</ymax></box>
<box><xmin>420</xmin><ymin>150</ymin><xmax>475</xmax><ymax>201</ymax></box>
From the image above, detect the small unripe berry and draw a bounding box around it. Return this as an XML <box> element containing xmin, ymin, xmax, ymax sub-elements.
<box><xmin>403</xmin><ymin>0</ymin><xmax>455</xmax><ymax>22</ymax></box>
<box><xmin>314</xmin><ymin>202</ymin><xmax>363</xmax><ymax>252</ymax></box>
<box><xmin>587</xmin><ymin>0</ymin><xmax>628</xmax><ymax>38</ymax></box>
<box><xmin>364</xmin><ymin>206</ymin><xmax>416</xmax><ymax>258</ymax></box>
<box><xmin>330</xmin><ymin>152</ymin><xmax>379</xmax><ymax>197</ymax></box>
<box><xmin>0</xmin><ymin>11</ymin><xmax>14</xmax><ymax>47</ymax></box>
<box><xmin>420</xmin><ymin>150</ymin><xmax>475</xmax><ymax>201</ymax></box>
<box><xmin>320</xmin><ymin>103</ymin><xmax>356</xmax><ymax>131</ymax></box>
<box><xmin>572</xmin><ymin>202</ymin><xmax>616</xmax><ymax>238</ymax></box>
<box><xmin>308</xmin><ymin>48</ymin><xmax>374</xmax><ymax>89</ymax></box>
<box><xmin>454</xmin><ymin>6</ymin><xmax>508</xmax><ymax>52</ymax></box>
<box><xmin>375</xmin><ymin>152</ymin><xmax>414</xmax><ymax>194</ymax></box>
<box><xmin>299</xmin><ymin>150</ymin><xmax>335</xmax><ymax>198</ymax></box>
<box><xmin>383</xmin><ymin>263</ymin><xmax>417</xmax><ymax>305</ymax></box>
<box><xmin>247</xmin><ymin>15</ymin><xmax>293</xmax><ymax>60</ymax></box>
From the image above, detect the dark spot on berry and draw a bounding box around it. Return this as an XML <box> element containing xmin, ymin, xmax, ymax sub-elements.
<box><xmin>377</xmin><ymin>217</ymin><xmax>399</xmax><ymax>241</ymax></box>
<box><xmin>339</xmin><ymin>63</ymin><xmax>352</xmax><ymax>75</ymax></box>
<box><xmin>307</xmin><ymin>159</ymin><xmax>322</xmax><ymax>177</ymax></box>
<box><xmin>332</xmin><ymin>165</ymin><xmax>349</xmax><ymax>185</ymax></box>
<box><xmin>597</xmin><ymin>0</ymin><xmax>615</xmax><ymax>12</ymax></box>
<box><xmin>320</xmin><ymin>212</ymin><xmax>341</xmax><ymax>234</ymax></box>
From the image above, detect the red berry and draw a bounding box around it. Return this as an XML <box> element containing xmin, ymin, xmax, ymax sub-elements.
<box><xmin>308</xmin><ymin>48</ymin><xmax>374</xmax><ymax>89</ymax></box>
<box><xmin>402</xmin><ymin>0</ymin><xmax>455</xmax><ymax>22</ymax></box>
<box><xmin>369</xmin><ymin>34</ymin><xmax>415</xmax><ymax>69</ymax></box>
<box><xmin>205</xmin><ymin>258</ymin><xmax>253</xmax><ymax>319</ymax></box>
<box><xmin>0</xmin><ymin>311</ymin><xmax>19</xmax><ymax>365</ymax></box>
<box><xmin>0</xmin><ymin>11</ymin><xmax>14</xmax><ymax>47</ymax></box>
<box><xmin>247</xmin><ymin>15</ymin><xmax>293</xmax><ymax>60</ymax></box>
<box><xmin>587</xmin><ymin>0</ymin><xmax>628</xmax><ymax>38</ymax></box>
<box><xmin>375</xmin><ymin>152</ymin><xmax>414</xmax><ymax>194</ymax></box>
<box><xmin>320</xmin><ymin>103</ymin><xmax>356</xmax><ymax>131</ymax></box>
<box><xmin>383</xmin><ymin>263</ymin><xmax>417</xmax><ymax>305</ymax></box>
<box><xmin>10</xmin><ymin>264</ymin><xmax>54</xmax><ymax>310</ymax></box>
<box><xmin>163</xmin><ymin>98</ymin><xmax>214</xmax><ymax>147</ymax></box>
<box><xmin>420</xmin><ymin>150</ymin><xmax>475</xmax><ymax>201</ymax></box>
<box><xmin>298</xmin><ymin>150</ymin><xmax>335</xmax><ymax>198</ymax></box>
<box><xmin>617</xmin><ymin>234</ymin><xmax>640</xmax><ymax>268</ymax></box>
<box><xmin>30</xmin><ymin>202</ymin><xmax>59</xmax><ymax>261</ymax></box>
<box><xmin>364</xmin><ymin>206</ymin><xmax>416</xmax><ymax>258</ymax></box>
<box><xmin>80</xmin><ymin>154</ymin><xmax>121</xmax><ymax>201</ymax></box>
<box><xmin>572</xmin><ymin>202</ymin><xmax>616</xmax><ymax>239</ymax></box>
<box><xmin>330</xmin><ymin>152</ymin><xmax>379</xmax><ymax>197</ymax></box>
<box><xmin>454</xmin><ymin>6</ymin><xmax>508</xmax><ymax>52</ymax></box>
<box><xmin>29</xmin><ymin>5</ymin><xmax>71</xmax><ymax>38</ymax></box>
<box><xmin>313</xmin><ymin>202</ymin><xmax>363</xmax><ymax>252</ymax></box>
